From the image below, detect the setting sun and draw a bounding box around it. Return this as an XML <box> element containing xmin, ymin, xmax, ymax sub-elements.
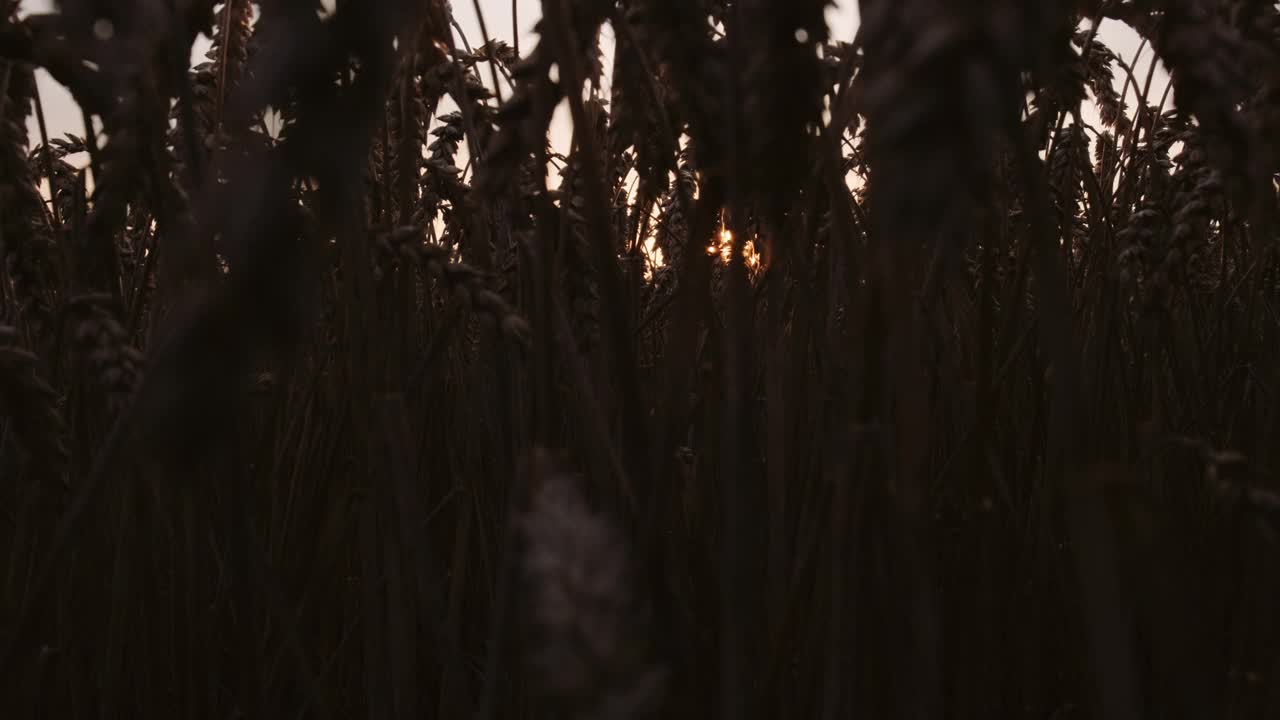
<box><xmin>707</xmin><ymin>224</ymin><xmax>762</xmax><ymax>271</ymax></box>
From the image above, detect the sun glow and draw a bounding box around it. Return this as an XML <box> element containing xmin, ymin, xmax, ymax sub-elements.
<box><xmin>642</xmin><ymin>235</ymin><xmax>665</xmax><ymax>281</ymax></box>
<box><xmin>641</xmin><ymin>214</ymin><xmax>763</xmax><ymax>283</ymax></box>
<box><xmin>707</xmin><ymin>224</ymin><xmax>762</xmax><ymax>271</ymax></box>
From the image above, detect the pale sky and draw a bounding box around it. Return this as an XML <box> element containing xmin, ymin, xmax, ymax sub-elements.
<box><xmin>17</xmin><ymin>1</ymin><xmax>1163</xmax><ymax>161</ymax></box>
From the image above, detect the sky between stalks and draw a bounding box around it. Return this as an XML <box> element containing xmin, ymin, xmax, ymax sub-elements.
<box><xmin>17</xmin><ymin>0</ymin><xmax>1168</xmax><ymax>192</ymax></box>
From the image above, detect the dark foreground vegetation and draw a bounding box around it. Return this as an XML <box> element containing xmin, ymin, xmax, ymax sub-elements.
<box><xmin>2</xmin><ymin>0</ymin><xmax>1280</xmax><ymax>717</ymax></box>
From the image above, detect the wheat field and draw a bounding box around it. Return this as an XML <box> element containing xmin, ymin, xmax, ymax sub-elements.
<box><xmin>1</xmin><ymin>0</ymin><xmax>1279</xmax><ymax>717</ymax></box>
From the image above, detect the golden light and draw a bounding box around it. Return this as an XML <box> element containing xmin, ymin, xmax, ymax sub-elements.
<box><xmin>707</xmin><ymin>228</ymin><xmax>733</xmax><ymax>261</ymax></box>
<box><xmin>707</xmin><ymin>225</ymin><xmax>762</xmax><ymax>271</ymax></box>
